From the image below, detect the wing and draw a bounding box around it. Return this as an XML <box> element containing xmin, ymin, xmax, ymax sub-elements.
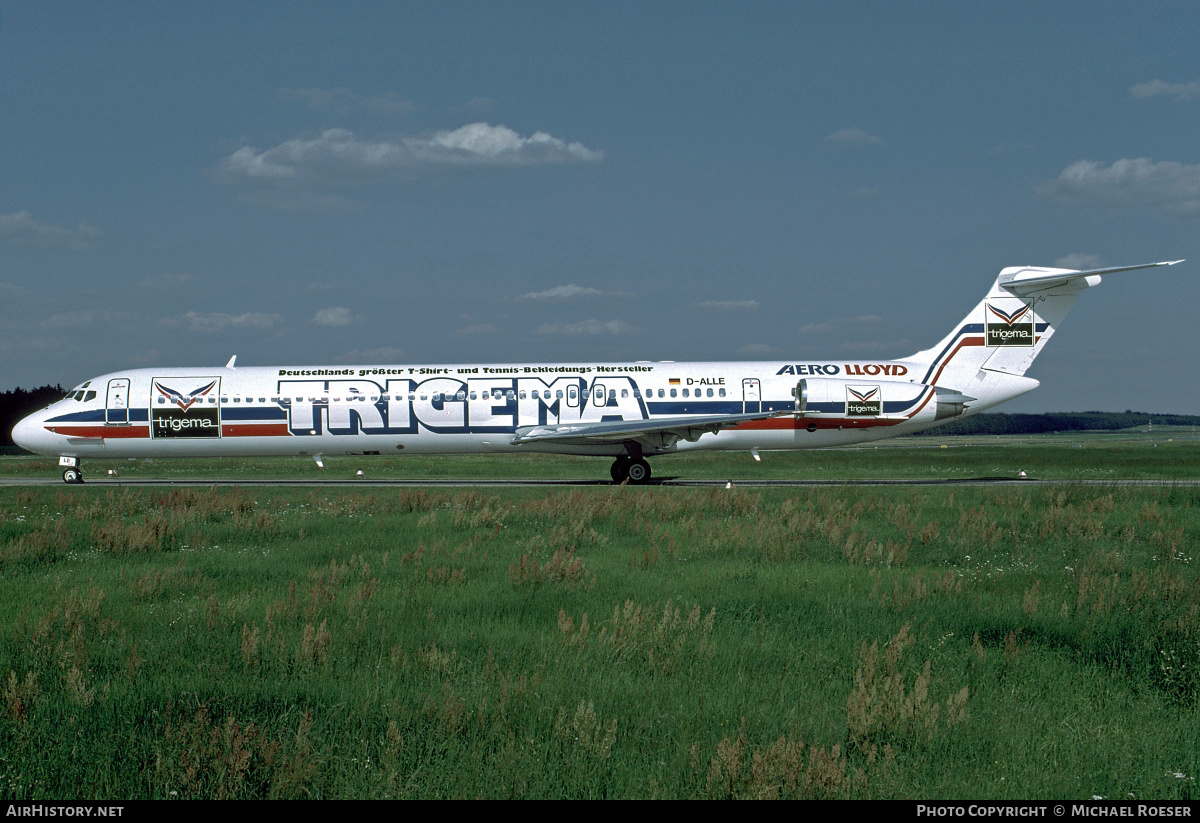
<box><xmin>510</xmin><ymin>410</ymin><xmax>790</xmax><ymax>450</ymax></box>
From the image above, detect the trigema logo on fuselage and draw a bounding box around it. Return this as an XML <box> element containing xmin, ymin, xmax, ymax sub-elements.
<box><xmin>845</xmin><ymin>385</ymin><xmax>881</xmax><ymax>417</ymax></box>
<box><xmin>151</xmin><ymin>377</ymin><xmax>222</xmax><ymax>438</ymax></box>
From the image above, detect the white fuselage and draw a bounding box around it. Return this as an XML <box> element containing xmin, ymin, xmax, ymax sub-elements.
<box><xmin>13</xmin><ymin>356</ymin><xmax>1003</xmax><ymax>462</ymax></box>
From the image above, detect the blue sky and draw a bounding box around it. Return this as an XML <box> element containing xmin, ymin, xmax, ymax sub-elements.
<box><xmin>1</xmin><ymin>1</ymin><xmax>1197</xmax><ymax>413</ymax></box>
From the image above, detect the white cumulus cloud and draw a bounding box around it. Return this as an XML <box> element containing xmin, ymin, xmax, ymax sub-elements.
<box><xmin>219</xmin><ymin>124</ymin><xmax>603</xmax><ymax>186</ymax></box>
<box><xmin>0</xmin><ymin>211</ymin><xmax>103</xmax><ymax>250</ymax></box>
<box><xmin>312</xmin><ymin>307</ymin><xmax>354</xmax><ymax>327</ymax></box>
<box><xmin>217</xmin><ymin>124</ymin><xmax>603</xmax><ymax>212</ymax></box>
<box><xmin>519</xmin><ymin>284</ymin><xmax>607</xmax><ymax>301</ymax></box>
<box><xmin>1130</xmin><ymin>79</ymin><xmax>1200</xmax><ymax>101</ymax></box>
<box><xmin>1039</xmin><ymin>158</ymin><xmax>1200</xmax><ymax>220</ymax></box>
<box><xmin>690</xmin><ymin>300</ymin><xmax>760</xmax><ymax>311</ymax></box>
<box><xmin>176</xmin><ymin>312</ymin><xmax>283</xmax><ymax>333</ymax></box>
<box><xmin>736</xmin><ymin>343</ymin><xmax>781</xmax><ymax>356</ymax></box>
<box><xmin>535</xmin><ymin>319</ymin><xmax>635</xmax><ymax>336</ymax></box>
<box><xmin>799</xmin><ymin>315</ymin><xmax>883</xmax><ymax>335</ymax></box>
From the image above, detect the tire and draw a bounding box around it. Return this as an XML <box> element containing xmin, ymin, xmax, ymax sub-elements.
<box><xmin>626</xmin><ymin>458</ymin><xmax>651</xmax><ymax>484</ymax></box>
<box><xmin>610</xmin><ymin>459</ymin><xmax>629</xmax><ymax>484</ymax></box>
<box><xmin>62</xmin><ymin>468</ymin><xmax>82</xmax><ymax>484</ymax></box>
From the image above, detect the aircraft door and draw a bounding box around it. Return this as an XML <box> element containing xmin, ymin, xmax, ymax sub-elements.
<box><xmin>106</xmin><ymin>378</ymin><xmax>130</xmax><ymax>425</ymax></box>
<box><xmin>742</xmin><ymin>378</ymin><xmax>761</xmax><ymax>413</ymax></box>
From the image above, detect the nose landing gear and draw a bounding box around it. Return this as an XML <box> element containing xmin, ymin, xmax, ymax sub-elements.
<box><xmin>59</xmin><ymin>457</ymin><xmax>83</xmax><ymax>484</ymax></box>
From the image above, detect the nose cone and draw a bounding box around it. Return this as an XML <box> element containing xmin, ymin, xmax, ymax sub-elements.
<box><xmin>11</xmin><ymin>411</ymin><xmax>48</xmax><ymax>455</ymax></box>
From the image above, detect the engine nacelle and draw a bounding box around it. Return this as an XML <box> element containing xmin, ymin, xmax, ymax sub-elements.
<box><xmin>796</xmin><ymin>378</ymin><xmax>972</xmax><ymax>422</ymax></box>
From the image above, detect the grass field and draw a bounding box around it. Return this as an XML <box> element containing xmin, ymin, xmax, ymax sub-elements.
<box><xmin>1</xmin><ymin>435</ymin><xmax>1199</xmax><ymax>799</ymax></box>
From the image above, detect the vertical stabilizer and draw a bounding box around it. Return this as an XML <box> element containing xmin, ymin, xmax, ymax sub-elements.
<box><xmin>900</xmin><ymin>260</ymin><xmax>1182</xmax><ymax>409</ymax></box>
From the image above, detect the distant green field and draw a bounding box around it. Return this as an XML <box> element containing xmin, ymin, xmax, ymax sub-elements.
<box><xmin>1</xmin><ymin>438</ymin><xmax>1199</xmax><ymax>799</ymax></box>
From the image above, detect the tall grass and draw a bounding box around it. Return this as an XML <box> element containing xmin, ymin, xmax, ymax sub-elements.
<box><xmin>1</xmin><ymin>481</ymin><xmax>1198</xmax><ymax>798</ymax></box>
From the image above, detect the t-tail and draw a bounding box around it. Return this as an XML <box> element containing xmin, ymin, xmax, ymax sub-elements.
<box><xmin>898</xmin><ymin>260</ymin><xmax>1184</xmax><ymax>413</ymax></box>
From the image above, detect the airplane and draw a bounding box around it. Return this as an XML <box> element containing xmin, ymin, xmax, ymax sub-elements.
<box><xmin>11</xmin><ymin>259</ymin><xmax>1183</xmax><ymax>485</ymax></box>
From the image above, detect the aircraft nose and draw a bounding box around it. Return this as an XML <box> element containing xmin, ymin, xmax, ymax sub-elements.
<box><xmin>11</xmin><ymin>411</ymin><xmax>48</xmax><ymax>455</ymax></box>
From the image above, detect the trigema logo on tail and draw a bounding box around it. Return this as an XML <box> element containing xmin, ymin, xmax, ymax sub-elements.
<box><xmin>985</xmin><ymin>302</ymin><xmax>1035</xmax><ymax>347</ymax></box>
<box><xmin>846</xmin><ymin>385</ymin><xmax>881</xmax><ymax>417</ymax></box>
<box><xmin>151</xmin><ymin>377</ymin><xmax>221</xmax><ymax>439</ymax></box>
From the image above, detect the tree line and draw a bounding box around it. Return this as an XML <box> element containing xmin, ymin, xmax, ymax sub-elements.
<box><xmin>906</xmin><ymin>410</ymin><xmax>1200</xmax><ymax>436</ymax></box>
<box><xmin>0</xmin><ymin>386</ymin><xmax>65</xmax><ymax>448</ymax></box>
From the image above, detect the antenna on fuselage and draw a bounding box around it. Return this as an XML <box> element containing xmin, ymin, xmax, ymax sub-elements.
<box><xmin>225</xmin><ymin>355</ymin><xmax>237</xmax><ymax>369</ymax></box>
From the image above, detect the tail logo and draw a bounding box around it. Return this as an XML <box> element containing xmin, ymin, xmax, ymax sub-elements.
<box><xmin>846</xmin><ymin>385</ymin><xmax>881</xmax><ymax>417</ymax></box>
<box><xmin>985</xmin><ymin>302</ymin><xmax>1035</xmax><ymax>347</ymax></box>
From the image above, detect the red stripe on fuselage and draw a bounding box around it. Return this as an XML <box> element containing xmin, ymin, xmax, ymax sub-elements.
<box><xmin>46</xmin><ymin>425</ymin><xmax>150</xmax><ymax>439</ymax></box>
<box><xmin>222</xmin><ymin>424</ymin><xmax>290</xmax><ymax>437</ymax></box>
<box><xmin>732</xmin><ymin>386</ymin><xmax>936</xmax><ymax>431</ymax></box>
<box><xmin>733</xmin><ymin>417</ymin><xmax>902</xmax><ymax>430</ymax></box>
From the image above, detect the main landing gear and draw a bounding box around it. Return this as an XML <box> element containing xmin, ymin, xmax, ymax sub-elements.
<box><xmin>610</xmin><ymin>456</ymin><xmax>652</xmax><ymax>485</ymax></box>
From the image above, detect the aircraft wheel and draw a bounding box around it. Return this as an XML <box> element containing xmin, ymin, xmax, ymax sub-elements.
<box><xmin>610</xmin><ymin>458</ymin><xmax>629</xmax><ymax>484</ymax></box>
<box><xmin>626</xmin><ymin>458</ymin><xmax>651</xmax><ymax>484</ymax></box>
<box><xmin>62</xmin><ymin>468</ymin><xmax>83</xmax><ymax>484</ymax></box>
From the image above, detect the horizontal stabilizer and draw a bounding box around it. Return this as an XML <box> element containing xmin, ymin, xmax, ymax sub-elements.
<box><xmin>998</xmin><ymin>259</ymin><xmax>1183</xmax><ymax>295</ymax></box>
